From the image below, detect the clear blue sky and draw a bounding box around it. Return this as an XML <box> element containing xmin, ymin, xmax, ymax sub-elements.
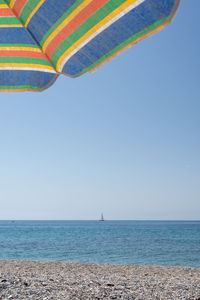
<box><xmin>0</xmin><ymin>0</ymin><xmax>199</xmax><ymax>220</ymax></box>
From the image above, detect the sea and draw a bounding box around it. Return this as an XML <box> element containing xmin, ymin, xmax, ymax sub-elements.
<box><xmin>0</xmin><ymin>220</ymin><xmax>199</xmax><ymax>267</ymax></box>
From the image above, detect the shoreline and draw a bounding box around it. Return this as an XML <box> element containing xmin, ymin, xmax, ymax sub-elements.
<box><xmin>0</xmin><ymin>261</ymin><xmax>199</xmax><ymax>299</ymax></box>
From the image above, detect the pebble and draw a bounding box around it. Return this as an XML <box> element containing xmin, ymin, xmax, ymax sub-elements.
<box><xmin>0</xmin><ymin>261</ymin><xmax>199</xmax><ymax>299</ymax></box>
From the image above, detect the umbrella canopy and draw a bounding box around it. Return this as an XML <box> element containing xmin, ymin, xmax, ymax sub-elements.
<box><xmin>0</xmin><ymin>0</ymin><xmax>180</xmax><ymax>91</ymax></box>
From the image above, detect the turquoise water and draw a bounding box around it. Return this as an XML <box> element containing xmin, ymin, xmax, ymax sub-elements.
<box><xmin>0</xmin><ymin>220</ymin><xmax>199</xmax><ymax>267</ymax></box>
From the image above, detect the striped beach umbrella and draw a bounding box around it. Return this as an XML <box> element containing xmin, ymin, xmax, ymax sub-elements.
<box><xmin>0</xmin><ymin>0</ymin><xmax>180</xmax><ymax>92</ymax></box>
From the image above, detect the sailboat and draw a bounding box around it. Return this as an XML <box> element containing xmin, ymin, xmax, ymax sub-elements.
<box><xmin>99</xmin><ymin>213</ymin><xmax>104</xmax><ymax>221</ymax></box>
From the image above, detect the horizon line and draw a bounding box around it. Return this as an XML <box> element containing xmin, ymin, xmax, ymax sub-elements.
<box><xmin>0</xmin><ymin>219</ymin><xmax>199</xmax><ymax>222</ymax></box>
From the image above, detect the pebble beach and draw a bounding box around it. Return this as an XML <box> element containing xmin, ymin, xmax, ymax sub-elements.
<box><xmin>0</xmin><ymin>261</ymin><xmax>199</xmax><ymax>300</ymax></box>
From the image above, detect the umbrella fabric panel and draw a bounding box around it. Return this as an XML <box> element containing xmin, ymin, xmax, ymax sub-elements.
<box><xmin>0</xmin><ymin>0</ymin><xmax>57</xmax><ymax>92</ymax></box>
<box><xmin>0</xmin><ymin>70</ymin><xmax>57</xmax><ymax>91</ymax></box>
<box><xmin>61</xmin><ymin>0</ymin><xmax>180</xmax><ymax>77</ymax></box>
